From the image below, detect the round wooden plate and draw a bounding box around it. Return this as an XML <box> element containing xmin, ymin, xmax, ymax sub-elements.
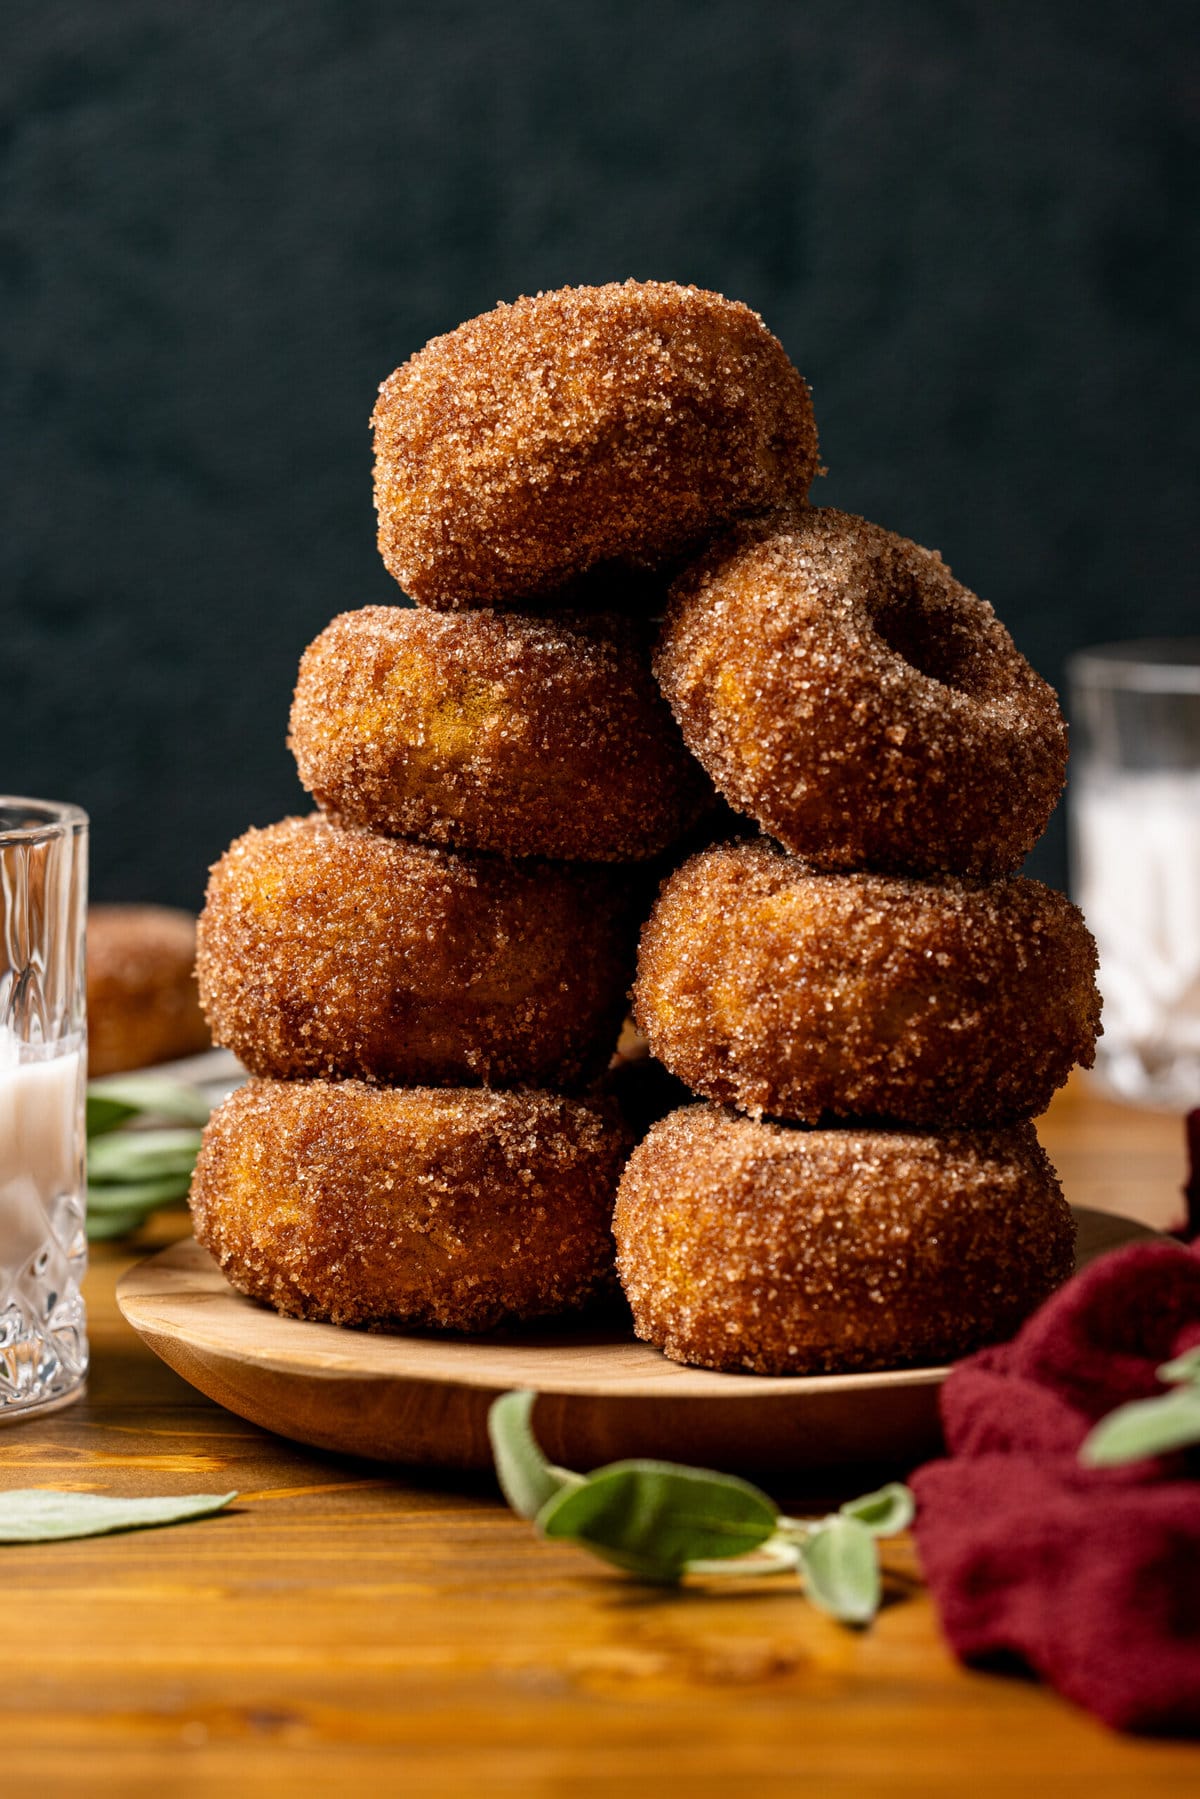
<box><xmin>116</xmin><ymin>1207</ymin><xmax>1155</xmax><ymax>1477</ymax></box>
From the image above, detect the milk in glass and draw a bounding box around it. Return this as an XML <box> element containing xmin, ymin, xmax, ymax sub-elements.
<box><xmin>1072</xmin><ymin>770</ymin><xmax>1200</xmax><ymax>1106</ymax></box>
<box><xmin>0</xmin><ymin>796</ymin><xmax>89</xmax><ymax>1416</ymax></box>
<box><xmin>0</xmin><ymin>1026</ymin><xmax>88</xmax><ymax>1407</ymax></box>
<box><xmin>1068</xmin><ymin>640</ymin><xmax>1200</xmax><ymax>1110</ymax></box>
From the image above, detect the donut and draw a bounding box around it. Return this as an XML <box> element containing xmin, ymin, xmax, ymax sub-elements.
<box><xmin>190</xmin><ymin>1080</ymin><xmax>627</xmax><ymax>1330</ymax></box>
<box><xmin>634</xmin><ymin>839</ymin><xmax>1100</xmax><ymax>1127</ymax></box>
<box><xmin>372</xmin><ymin>281</ymin><xmax>819</xmax><ymax>609</ymax></box>
<box><xmin>288</xmin><ymin>606</ymin><xmax>712</xmax><ymax>860</ymax></box>
<box><xmin>87</xmin><ymin>904</ymin><xmax>210</xmax><ymax>1076</ymax></box>
<box><xmin>654</xmin><ymin>506</ymin><xmax>1068</xmax><ymax>876</ymax></box>
<box><xmin>613</xmin><ymin>1105</ymin><xmax>1075</xmax><ymax>1375</ymax></box>
<box><xmin>196</xmin><ymin>814</ymin><xmax>636</xmax><ymax>1089</ymax></box>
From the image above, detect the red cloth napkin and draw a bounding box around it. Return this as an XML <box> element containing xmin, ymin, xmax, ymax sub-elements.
<box><xmin>910</xmin><ymin>1237</ymin><xmax>1200</xmax><ymax>1735</ymax></box>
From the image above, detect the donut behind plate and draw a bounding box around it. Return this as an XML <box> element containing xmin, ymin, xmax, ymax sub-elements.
<box><xmin>87</xmin><ymin>904</ymin><xmax>211</xmax><ymax>1076</ymax></box>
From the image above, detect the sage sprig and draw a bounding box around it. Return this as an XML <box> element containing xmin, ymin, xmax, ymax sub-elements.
<box><xmin>488</xmin><ymin>1389</ymin><xmax>913</xmax><ymax>1624</ymax></box>
<box><xmin>1079</xmin><ymin>1346</ymin><xmax>1200</xmax><ymax>1467</ymax></box>
<box><xmin>86</xmin><ymin>1076</ymin><xmax>213</xmax><ymax>1241</ymax></box>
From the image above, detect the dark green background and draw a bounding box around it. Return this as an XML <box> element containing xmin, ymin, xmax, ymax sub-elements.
<box><xmin>2</xmin><ymin>1</ymin><xmax>1196</xmax><ymax>903</ymax></box>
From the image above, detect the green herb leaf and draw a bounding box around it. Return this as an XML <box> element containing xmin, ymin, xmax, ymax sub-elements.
<box><xmin>487</xmin><ymin>1391</ymin><xmax>903</xmax><ymax>1625</ymax></box>
<box><xmin>88</xmin><ymin>1129</ymin><xmax>204</xmax><ymax>1185</ymax></box>
<box><xmin>87</xmin><ymin>1174</ymin><xmax>194</xmax><ymax>1213</ymax></box>
<box><xmin>86</xmin><ymin>1077</ymin><xmax>213</xmax><ymax>1133</ymax></box>
<box><xmin>487</xmin><ymin>1391</ymin><xmax>582</xmax><ymax>1521</ymax></box>
<box><xmin>798</xmin><ymin>1515</ymin><xmax>881</xmax><ymax>1624</ymax></box>
<box><xmin>0</xmin><ymin>1489</ymin><xmax>237</xmax><ymax>1542</ymax></box>
<box><xmin>1079</xmin><ymin>1386</ymin><xmax>1200</xmax><ymax>1467</ymax></box>
<box><xmin>536</xmin><ymin>1460</ymin><xmax>778</xmax><ymax>1583</ymax></box>
<box><xmin>839</xmin><ymin>1482</ymin><xmax>915</xmax><ymax>1538</ymax></box>
<box><xmin>86</xmin><ymin>1093</ymin><xmax>143</xmax><ymax>1137</ymax></box>
<box><xmin>85</xmin><ymin>1208</ymin><xmax>157</xmax><ymax>1242</ymax></box>
<box><xmin>1157</xmin><ymin>1346</ymin><xmax>1200</xmax><ymax>1385</ymax></box>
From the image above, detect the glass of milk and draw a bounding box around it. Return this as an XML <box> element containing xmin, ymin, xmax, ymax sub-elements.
<box><xmin>1068</xmin><ymin>642</ymin><xmax>1200</xmax><ymax>1109</ymax></box>
<box><xmin>0</xmin><ymin>797</ymin><xmax>88</xmax><ymax>1416</ymax></box>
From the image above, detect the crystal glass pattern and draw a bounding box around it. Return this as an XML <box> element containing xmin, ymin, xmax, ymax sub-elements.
<box><xmin>0</xmin><ymin>798</ymin><xmax>89</xmax><ymax>1416</ymax></box>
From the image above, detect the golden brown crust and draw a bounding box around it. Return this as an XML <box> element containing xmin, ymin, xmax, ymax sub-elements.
<box><xmin>372</xmin><ymin>281</ymin><xmax>819</xmax><ymax>608</ymax></box>
<box><xmin>86</xmin><ymin>904</ymin><xmax>210</xmax><ymax>1077</ymax></box>
<box><xmin>655</xmin><ymin>506</ymin><xmax>1068</xmax><ymax>877</ymax></box>
<box><xmin>190</xmin><ymin>1080</ymin><xmax>627</xmax><ymax>1330</ymax></box>
<box><xmin>634</xmin><ymin>839</ymin><xmax>1101</xmax><ymax>1127</ymax></box>
<box><xmin>614</xmin><ymin>1105</ymin><xmax>1075</xmax><ymax>1375</ymax></box>
<box><xmin>288</xmin><ymin>606</ymin><xmax>712</xmax><ymax>860</ymax></box>
<box><xmin>195</xmin><ymin>814</ymin><xmax>636</xmax><ymax>1089</ymax></box>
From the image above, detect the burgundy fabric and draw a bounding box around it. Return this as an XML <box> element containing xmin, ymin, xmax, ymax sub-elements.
<box><xmin>910</xmin><ymin>1239</ymin><xmax>1200</xmax><ymax>1735</ymax></box>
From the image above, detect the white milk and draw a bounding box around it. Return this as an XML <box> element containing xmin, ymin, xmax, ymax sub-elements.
<box><xmin>1071</xmin><ymin>768</ymin><xmax>1200</xmax><ymax>1107</ymax></box>
<box><xmin>0</xmin><ymin>1025</ymin><xmax>83</xmax><ymax>1282</ymax></box>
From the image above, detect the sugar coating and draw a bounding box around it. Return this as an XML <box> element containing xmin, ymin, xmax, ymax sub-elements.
<box><xmin>372</xmin><ymin>281</ymin><xmax>819</xmax><ymax>608</ymax></box>
<box><xmin>288</xmin><ymin>606</ymin><xmax>713</xmax><ymax>860</ymax></box>
<box><xmin>195</xmin><ymin>813</ymin><xmax>637</xmax><ymax>1089</ymax></box>
<box><xmin>655</xmin><ymin>506</ymin><xmax>1068</xmax><ymax>877</ymax></box>
<box><xmin>191</xmin><ymin>1080</ymin><xmax>628</xmax><ymax>1330</ymax></box>
<box><xmin>614</xmin><ymin>1104</ymin><xmax>1075</xmax><ymax>1375</ymax></box>
<box><xmin>636</xmin><ymin>838</ymin><xmax>1101</xmax><ymax>1127</ymax></box>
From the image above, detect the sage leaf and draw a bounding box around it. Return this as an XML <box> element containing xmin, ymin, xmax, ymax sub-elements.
<box><xmin>798</xmin><ymin>1515</ymin><xmax>881</xmax><ymax>1625</ymax></box>
<box><xmin>1079</xmin><ymin>1386</ymin><xmax>1200</xmax><ymax>1467</ymax></box>
<box><xmin>86</xmin><ymin>1077</ymin><xmax>213</xmax><ymax>1132</ymax></box>
<box><xmin>86</xmin><ymin>1093</ymin><xmax>143</xmax><ymax>1137</ymax></box>
<box><xmin>86</xmin><ymin>1208</ymin><xmax>156</xmax><ymax>1242</ymax></box>
<box><xmin>88</xmin><ymin>1129</ymin><xmax>204</xmax><ymax>1185</ymax></box>
<box><xmin>536</xmin><ymin>1460</ymin><xmax>777</xmax><ymax>1583</ymax></box>
<box><xmin>839</xmin><ymin>1482</ymin><xmax>915</xmax><ymax>1538</ymax></box>
<box><xmin>1158</xmin><ymin>1346</ymin><xmax>1200</xmax><ymax>1385</ymax></box>
<box><xmin>87</xmin><ymin>1174</ymin><xmax>194</xmax><ymax>1213</ymax></box>
<box><xmin>0</xmin><ymin>1489</ymin><xmax>237</xmax><ymax>1543</ymax></box>
<box><xmin>487</xmin><ymin>1391</ymin><xmax>582</xmax><ymax>1521</ymax></box>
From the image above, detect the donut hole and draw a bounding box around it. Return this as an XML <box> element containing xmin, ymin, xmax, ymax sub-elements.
<box><xmin>871</xmin><ymin>585</ymin><xmax>983</xmax><ymax>695</ymax></box>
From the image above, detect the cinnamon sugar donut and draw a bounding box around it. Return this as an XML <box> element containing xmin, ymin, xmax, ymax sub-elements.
<box><xmin>655</xmin><ymin>507</ymin><xmax>1068</xmax><ymax>876</ymax></box>
<box><xmin>196</xmin><ymin>814</ymin><xmax>635</xmax><ymax>1089</ymax></box>
<box><xmin>372</xmin><ymin>281</ymin><xmax>819</xmax><ymax>609</ymax></box>
<box><xmin>614</xmin><ymin>1105</ymin><xmax>1075</xmax><ymax>1375</ymax></box>
<box><xmin>191</xmin><ymin>1081</ymin><xmax>626</xmax><ymax>1331</ymax></box>
<box><xmin>634</xmin><ymin>839</ymin><xmax>1100</xmax><ymax>1127</ymax></box>
<box><xmin>288</xmin><ymin>606</ymin><xmax>711</xmax><ymax>860</ymax></box>
<box><xmin>86</xmin><ymin>905</ymin><xmax>210</xmax><ymax>1076</ymax></box>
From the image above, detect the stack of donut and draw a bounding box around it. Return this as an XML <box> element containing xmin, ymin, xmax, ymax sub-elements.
<box><xmin>190</xmin><ymin>281</ymin><xmax>796</xmax><ymax>1332</ymax></box>
<box><xmin>188</xmin><ymin>278</ymin><xmax>1101</xmax><ymax>1376</ymax></box>
<box><xmin>621</xmin><ymin>506</ymin><xmax>1102</xmax><ymax>1374</ymax></box>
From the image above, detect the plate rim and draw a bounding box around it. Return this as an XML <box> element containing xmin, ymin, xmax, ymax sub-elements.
<box><xmin>116</xmin><ymin>1235</ymin><xmax>952</xmax><ymax>1399</ymax></box>
<box><xmin>116</xmin><ymin>1199</ymin><xmax>1155</xmax><ymax>1403</ymax></box>
<box><xmin>112</xmin><ymin>1207</ymin><xmax>1156</xmax><ymax>1471</ymax></box>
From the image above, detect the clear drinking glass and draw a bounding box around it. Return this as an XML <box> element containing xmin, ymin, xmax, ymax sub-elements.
<box><xmin>1068</xmin><ymin>641</ymin><xmax>1200</xmax><ymax>1109</ymax></box>
<box><xmin>0</xmin><ymin>797</ymin><xmax>89</xmax><ymax>1416</ymax></box>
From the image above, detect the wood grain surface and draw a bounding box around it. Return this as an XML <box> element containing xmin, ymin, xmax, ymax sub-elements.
<box><xmin>0</xmin><ymin>1073</ymin><xmax>1195</xmax><ymax>1797</ymax></box>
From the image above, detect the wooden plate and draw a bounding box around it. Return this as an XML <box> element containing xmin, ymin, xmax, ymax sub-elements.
<box><xmin>116</xmin><ymin>1208</ymin><xmax>1155</xmax><ymax>1477</ymax></box>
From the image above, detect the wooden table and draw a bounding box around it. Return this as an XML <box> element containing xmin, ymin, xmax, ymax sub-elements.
<box><xmin>2</xmin><ymin>1075</ymin><xmax>1195</xmax><ymax>1797</ymax></box>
